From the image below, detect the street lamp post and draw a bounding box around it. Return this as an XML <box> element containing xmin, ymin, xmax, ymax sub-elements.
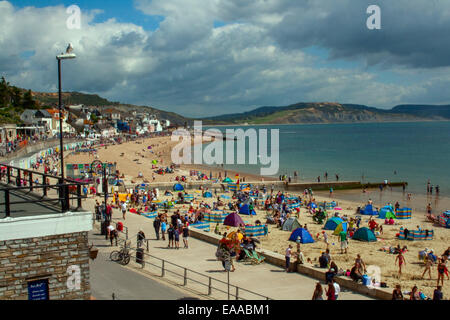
<box><xmin>56</xmin><ymin>44</ymin><xmax>76</xmax><ymax>179</ymax></box>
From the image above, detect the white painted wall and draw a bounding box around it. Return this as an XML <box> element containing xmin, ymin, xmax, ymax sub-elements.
<box><xmin>0</xmin><ymin>211</ymin><xmax>93</xmax><ymax>241</ymax></box>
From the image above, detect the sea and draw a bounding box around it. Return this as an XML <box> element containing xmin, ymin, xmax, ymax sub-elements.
<box><xmin>202</xmin><ymin>121</ymin><xmax>450</xmax><ymax>203</ymax></box>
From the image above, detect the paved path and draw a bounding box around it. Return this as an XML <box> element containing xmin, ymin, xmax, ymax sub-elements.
<box><xmin>84</xmin><ymin>197</ymin><xmax>372</xmax><ymax>300</ymax></box>
<box><xmin>89</xmin><ymin>230</ymin><xmax>200</xmax><ymax>300</ymax></box>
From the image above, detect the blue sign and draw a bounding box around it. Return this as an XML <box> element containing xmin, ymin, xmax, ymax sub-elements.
<box><xmin>28</xmin><ymin>279</ymin><xmax>49</xmax><ymax>300</ymax></box>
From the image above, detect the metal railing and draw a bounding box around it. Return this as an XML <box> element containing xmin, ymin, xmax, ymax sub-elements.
<box><xmin>113</xmin><ymin>236</ymin><xmax>272</xmax><ymax>301</ymax></box>
<box><xmin>0</xmin><ymin>164</ymin><xmax>88</xmax><ymax>217</ymax></box>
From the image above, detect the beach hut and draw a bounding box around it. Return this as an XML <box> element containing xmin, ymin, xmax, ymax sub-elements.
<box><xmin>203</xmin><ymin>191</ymin><xmax>213</xmax><ymax>198</ymax></box>
<box><xmin>239</xmin><ymin>204</ymin><xmax>256</xmax><ymax>216</ymax></box>
<box><xmin>396</xmin><ymin>208</ymin><xmax>412</xmax><ymax>220</ymax></box>
<box><xmin>333</xmin><ymin>222</ymin><xmax>348</xmax><ymax>236</ymax></box>
<box><xmin>360</xmin><ymin>204</ymin><xmax>378</xmax><ymax>216</ymax></box>
<box><xmin>289</xmin><ymin>228</ymin><xmax>315</xmax><ymax>243</ymax></box>
<box><xmin>228</xmin><ymin>183</ymin><xmax>238</xmax><ymax>192</ymax></box>
<box><xmin>324</xmin><ymin>217</ymin><xmax>343</xmax><ymax>231</ymax></box>
<box><xmin>173</xmin><ymin>183</ymin><xmax>184</xmax><ymax>191</ymax></box>
<box><xmin>223</xmin><ymin>212</ymin><xmax>245</xmax><ymax>227</ymax></box>
<box><xmin>352</xmin><ymin>227</ymin><xmax>377</xmax><ymax>242</ymax></box>
<box><xmin>282</xmin><ymin>217</ymin><xmax>302</xmax><ymax>231</ymax></box>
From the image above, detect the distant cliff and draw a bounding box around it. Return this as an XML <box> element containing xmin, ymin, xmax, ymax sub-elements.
<box><xmin>203</xmin><ymin>102</ymin><xmax>450</xmax><ymax>125</ymax></box>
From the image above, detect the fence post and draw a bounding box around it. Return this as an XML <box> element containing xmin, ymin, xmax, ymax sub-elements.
<box><xmin>17</xmin><ymin>169</ymin><xmax>21</xmax><ymax>186</ymax></box>
<box><xmin>235</xmin><ymin>287</ymin><xmax>239</xmax><ymax>300</ymax></box>
<box><xmin>184</xmin><ymin>268</ymin><xmax>187</xmax><ymax>286</ymax></box>
<box><xmin>208</xmin><ymin>277</ymin><xmax>212</xmax><ymax>296</ymax></box>
<box><xmin>7</xmin><ymin>167</ymin><xmax>11</xmax><ymax>184</ymax></box>
<box><xmin>29</xmin><ymin>172</ymin><xmax>33</xmax><ymax>192</ymax></box>
<box><xmin>126</xmin><ymin>227</ymin><xmax>128</xmax><ymax>240</ymax></box>
<box><xmin>77</xmin><ymin>184</ymin><xmax>82</xmax><ymax>209</ymax></box>
<box><xmin>43</xmin><ymin>175</ymin><xmax>47</xmax><ymax>196</ymax></box>
<box><xmin>146</xmin><ymin>239</ymin><xmax>149</xmax><ymax>252</ymax></box>
<box><xmin>161</xmin><ymin>260</ymin><xmax>165</xmax><ymax>277</ymax></box>
<box><xmin>5</xmin><ymin>190</ymin><xmax>10</xmax><ymax>218</ymax></box>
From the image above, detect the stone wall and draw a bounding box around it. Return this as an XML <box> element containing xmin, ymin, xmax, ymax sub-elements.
<box><xmin>0</xmin><ymin>231</ymin><xmax>91</xmax><ymax>300</ymax></box>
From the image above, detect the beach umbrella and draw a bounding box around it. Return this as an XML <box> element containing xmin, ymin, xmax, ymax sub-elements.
<box><xmin>152</xmin><ymin>160</ymin><xmax>158</xmax><ymax>164</ymax></box>
<box><xmin>147</xmin><ymin>146</ymin><xmax>152</xmax><ymax>149</ymax></box>
<box><xmin>228</xmin><ymin>231</ymin><xmax>243</xmax><ymax>241</ymax></box>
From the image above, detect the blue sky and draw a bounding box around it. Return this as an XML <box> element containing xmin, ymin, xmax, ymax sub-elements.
<box><xmin>12</xmin><ymin>0</ymin><xmax>164</xmax><ymax>30</ymax></box>
<box><xmin>2</xmin><ymin>0</ymin><xmax>450</xmax><ymax>117</ymax></box>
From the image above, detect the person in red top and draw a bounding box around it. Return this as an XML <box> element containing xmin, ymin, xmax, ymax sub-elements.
<box><xmin>368</xmin><ymin>218</ymin><xmax>377</xmax><ymax>232</ymax></box>
<box><xmin>325</xmin><ymin>282</ymin><xmax>336</xmax><ymax>300</ymax></box>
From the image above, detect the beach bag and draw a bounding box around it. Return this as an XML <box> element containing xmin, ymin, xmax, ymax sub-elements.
<box><xmin>362</xmin><ymin>275</ymin><xmax>371</xmax><ymax>286</ymax></box>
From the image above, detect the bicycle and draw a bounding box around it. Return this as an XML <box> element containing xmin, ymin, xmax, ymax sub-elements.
<box><xmin>110</xmin><ymin>245</ymin><xmax>131</xmax><ymax>265</ymax></box>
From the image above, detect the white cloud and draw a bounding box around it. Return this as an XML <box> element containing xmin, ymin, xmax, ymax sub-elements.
<box><xmin>1</xmin><ymin>0</ymin><xmax>449</xmax><ymax>117</ymax></box>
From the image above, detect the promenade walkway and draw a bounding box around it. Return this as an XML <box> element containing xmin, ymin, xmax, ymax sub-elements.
<box><xmin>84</xmin><ymin>197</ymin><xmax>372</xmax><ymax>300</ymax></box>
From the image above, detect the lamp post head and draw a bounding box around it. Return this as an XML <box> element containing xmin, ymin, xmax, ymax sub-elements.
<box><xmin>56</xmin><ymin>43</ymin><xmax>76</xmax><ymax>60</ymax></box>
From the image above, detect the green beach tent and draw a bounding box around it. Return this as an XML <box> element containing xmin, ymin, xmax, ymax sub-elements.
<box><xmin>282</xmin><ymin>217</ymin><xmax>302</xmax><ymax>231</ymax></box>
<box><xmin>222</xmin><ymin>177</ymin><xmax>233</xmax><ymax>183</ymax></box>
<box><xmin>352</xmin><ymin>227</ymin><xmax>377</xmax><ymax>242</ymax></box>
<box><xmin>384</xmin><ymin>211</ymin><xmax>397</xmax><ymax>220</ymax></box>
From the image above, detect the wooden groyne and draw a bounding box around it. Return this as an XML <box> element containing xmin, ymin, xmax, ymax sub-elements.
<box><xmin>121</xmin><ymin>180</ymin><xmax>407</xmax><ymax>192</ymax></box>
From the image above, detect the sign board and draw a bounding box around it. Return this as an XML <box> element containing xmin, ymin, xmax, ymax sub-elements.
<box><xmin>28</xmin><ymin>279</ymin><xmax>49</xmax><ymax>300</ymax></box>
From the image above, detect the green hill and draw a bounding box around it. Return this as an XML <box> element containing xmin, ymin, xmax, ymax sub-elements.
<box><xmin>203</xmin><ymin>102</ymin><xmax>450</xmax><ymax>125</ymax></box>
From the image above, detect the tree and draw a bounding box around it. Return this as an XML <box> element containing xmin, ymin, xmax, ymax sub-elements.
<box><xmin>23</xmin><ymin>89</ymin><xmax>37</xmax><ymax>109</ymax></box>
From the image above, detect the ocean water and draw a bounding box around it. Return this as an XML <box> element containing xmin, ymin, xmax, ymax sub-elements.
<box><xmin>203</xmin><ymin>121</ymin><xmax>450</xmax><ymax>196</ymax></box>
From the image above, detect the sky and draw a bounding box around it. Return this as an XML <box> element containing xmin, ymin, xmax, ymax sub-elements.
<box><xmin>1</xmin><ymin>0</ymin><xmax>450</xmax><ymax>117</ymax></box>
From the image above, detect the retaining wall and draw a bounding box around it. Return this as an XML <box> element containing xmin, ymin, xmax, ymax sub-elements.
<box><xmin>189</xmin><ymin>228</ymin><xmax>392</xmax><ymax>300</ymax></box>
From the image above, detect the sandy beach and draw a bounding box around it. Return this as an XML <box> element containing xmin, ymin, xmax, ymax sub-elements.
<box><xmin>65</xmin><ymin>135</ymin><xmax>450</xmax><ymax>299</ymax></box>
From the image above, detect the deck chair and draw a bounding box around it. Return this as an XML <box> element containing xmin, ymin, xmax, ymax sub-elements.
<box><xmin>242</xmin><ymin>248</ymin><xmax>265</xmax><ymax>265</ymax></box>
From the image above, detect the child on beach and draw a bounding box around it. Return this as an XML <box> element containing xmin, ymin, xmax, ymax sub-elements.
<box><xmin>421</xmin><ymin>256</ymin><xmax>433</xmax><ymax>280</ymax></box>
<box><xmin>395</xmin><ymin>251</ymin><xmax>406</xmax><ymax>276</ymax></box>
<box><xmin>167</xmin><ymin>224</ymin><xmax>175</xmax><ymax>248</ymax></box>
<box><xmin>174</xmin><ymin>227</ymin><xmax>180</xmax><ymax>249</ymax></box>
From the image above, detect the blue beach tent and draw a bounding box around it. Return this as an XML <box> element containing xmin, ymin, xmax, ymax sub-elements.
<box><xmin>360</xmin><ymin>204</ymin><xmax>378</xmax><ymax>216</ymax></box>
<box><xmin>323</xmin><ymin>217</ymin><xmax>343</xmax><ymax>231</ymax></box>
<box><xmin>289</xmin><ymin>228</ymin><xmax>315</xmax><ymax>243</ymax></box>
<box><xmin>173</xmin><ymin>183</ymin><xmax>184</xmax><ymax>191</ymax></box>
<box><xmin>203</xmin><ymin>191</ymin><xmax>213</xmax><ymax>198</ymax></box>
<box><xmin>239</xmin><ymin>204</ymin><xmax>256</xmax><ymax>216</ymax></box>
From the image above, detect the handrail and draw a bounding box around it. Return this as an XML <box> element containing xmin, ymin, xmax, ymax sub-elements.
<box><xmin>113</xmin><ymin>235</ymin><xmax>272</xmax><ymax>300</ymax></box>
<box><xmin>0</xmin><ymin>165</ymin><xmax>87</xmax><ymax>217</ymax></box>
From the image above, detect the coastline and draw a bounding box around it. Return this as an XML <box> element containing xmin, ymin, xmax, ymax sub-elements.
<box><xmin>11</xmin><ymin>134</ymin><xmax>450</xmax><ymax>299</ymax></box>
